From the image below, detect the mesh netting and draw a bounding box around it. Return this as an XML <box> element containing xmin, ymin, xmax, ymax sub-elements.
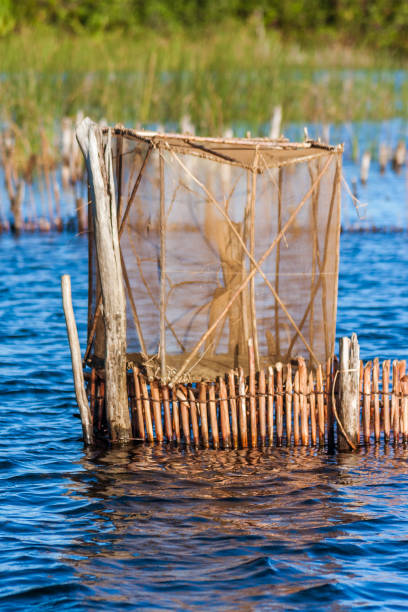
<box><xmin>88</xmin><ymin>130</ymin><xmax>342</xmax><ymax>383</ymax></box>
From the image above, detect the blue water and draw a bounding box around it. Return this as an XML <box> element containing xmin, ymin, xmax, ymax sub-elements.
<box><xmin>1</xmin><ymin>230</ymin><xmax>408</xmax><ymax>610</ymax></box>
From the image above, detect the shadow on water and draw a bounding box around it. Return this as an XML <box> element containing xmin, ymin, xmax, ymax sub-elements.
<box><xmin>61</xmin><ymin>444</ymin><xmax>408</xmax><ymax>610</ymax></box>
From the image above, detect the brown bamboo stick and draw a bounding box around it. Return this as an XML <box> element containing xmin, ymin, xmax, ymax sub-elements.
<box><xmin>219</xmin><ymin>377</ymin><xmax>231</xmax><ymax>448</ymax></box>
<box><xmin>199</xmin><ymin>382</ymin><xmax>209</xmax><ymax>448</ymax></box>
<box><xmin>97</xmin><ymin>379</ymin><xmax>105</xmax><ymax>433</ymax></box>
<box><xmin>392</xmin><ymin>359</ymin><xmax>399</xmax><ymax>444</ymax></box>
<box><xmin>172</xmin><ymin>387</ymin><xmax>181</xmax><ymax>444</ymax></box>
<box><xmin>276</xmin><ymin>363</ymin><xmax>283</xmax><ymax>445</ymax></box>
<box><xmin>299</xmin><ymin>358</ymin><xmax>308</xmax><ymax>446</ymax></box>
<box><xmin>228</xmin><ymin>372</ymin><xmax>238</xmax><ymax>448</ymax></box>
<box><xmin>402</xmin><ymin>376</ymin><xmax>408</xmax><ymax>443</ymax></box>
<box><xmin>188</xmin><ymin>387</ymin><xmax>200</xmax><ymax>446</ymax></box>
<box><xmin>132</xmin><ymin>367</ymin><xmax>145</xmax><ymax>440</ymax></box>
<box><xmin>151</xmin><ymin>380</ymin><xmax>163</xmax><ymax>442</ymax></box>
<box><xmin>309</xmin><ymin>370</ymin><xmax>316</xmax><ymax>446</ymax></box>
<box><xmin>293</xmin><ymin>368</ymin><xmax>300</xmax><ymax>445</ymax></box>
<box><xmin>238</xmin><ymin>367</ymin><xmax>248</xmax><ymax>448</ymax></box>
<box><xmin>363</xmin><ymin>362</ymin><xmax>371</xmax><ymax>445</ymax></box>
<box><xmin>285</xmin><ymin>363</ymin><xmax>292</xmax><ymax>445</ymax></box>
<box><xmin>161</xmin><ymin>384</ymin><xmax>173</xmax><ymax>442</ymax></box>
<box><xmin>90</xmin><ymin>367</ymin><xmax>97</xmax><ymax>422</ymax></box>
<box><xmin>139</xmin><ymin>374</ymin><xmax>153</xmax><ymax>442</ymax></box>
<box><xmin>159</xmin><ymin>149</ymin><xmax>167</xmax><ymax>381</ymax></box>
<box><xmin>248</xmin><ymin>338</ymin><xmax>257</xmax><ymax>447</ymax></box>
<box><xmin>399</xmin><ymin>361</ymin><xmax>406</xmax><ymax>438</ymax></box>
<box><xmin>326</xmin><ymin>358</ymin><xmax>334</xmax><ymax>447</ymax></box>
<box><xmin>382</xmin><ymin>360</ymin><xmax>391</xmax><ymax>442</ymax></box>
<box><xmin>208</xmin><ymin>383</ymin><xmax>219</xmax><ymax>449</ymax></box>
<box><xmin>258</xmin><ymin>370</ymin><xmax>266</xmax><ymax>446</ymax></box>
<box><xmin>177</xmin><ymin>385</ymin><xmax>191</xmax><ymax>445</ymax></box>
<box><xmin>267</xmin><ymin>366</ymin><xmax>274</xmax><ymax>445</ymax></box>
<box><xmin>316</xmin><ymin>363</ymin><xmax>325</xmax><ymax>445</ymax></box>
<box><xmin>373</xmin><ymin>358</ymin><xmax>380</xmax><ymax>442</ymax></box>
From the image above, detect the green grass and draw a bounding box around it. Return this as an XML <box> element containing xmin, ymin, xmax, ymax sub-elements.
<box><xmin>1</xmin><ymin>24</ymin><xmax>408</xmax><ymax>170</ymax></box>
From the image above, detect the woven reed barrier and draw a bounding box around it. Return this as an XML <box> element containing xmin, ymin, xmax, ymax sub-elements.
<box><xmin>84</xmin><ymin>348</ymin><xmax>408</xmax><ymax>448</ymax></box>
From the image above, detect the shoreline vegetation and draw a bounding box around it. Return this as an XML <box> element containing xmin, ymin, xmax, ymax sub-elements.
<box><xmin>1</xmin><ymin>2</ymin><xmax>408</xmax><ymax>187</ymax></box>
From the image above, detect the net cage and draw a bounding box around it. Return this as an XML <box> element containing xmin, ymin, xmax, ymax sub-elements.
<box><xmin>86</xmin><ymin>128</ymin><xmax>342</xmax><ymax>385</ymax></box>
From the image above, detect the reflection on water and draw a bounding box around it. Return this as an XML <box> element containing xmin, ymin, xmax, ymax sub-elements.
<box><xmin>1</xmin><ymin>228</ymin><xmax>408</xmax><ymax>609</ymax></box>
<box><xmin>63</xmin><ymin>445</ymin><xmax>408</xmax><ymax>610</ymax></box>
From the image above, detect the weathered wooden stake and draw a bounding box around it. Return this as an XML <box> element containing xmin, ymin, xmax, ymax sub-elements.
<box><xmin>61</xmin><ymin>274</ymin><xmax>94</xmax><ymax>445</ymax></box>
<box><xmin>76</xmin><ymin>117</ymin><xmax>131</xmax><ymax>442</ymax></box>
<box><xmin>338</xmin><ymin>334</ymin><xmax>360</xmax><ymax>450</ymax></box>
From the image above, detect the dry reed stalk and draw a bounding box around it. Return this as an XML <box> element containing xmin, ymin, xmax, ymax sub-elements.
<box><xmin>159</xmin><ymin>150</ymin><xmax>167</xmax><ymax>381</ymax></box>
<box><xmin>285</xmin><ymin>363</ymin><xmax>292</xmax><ymax>445</ymax></box>
<box><xmin>199</xmin><ymin>382</ymin><xmax>209</xmax><ymax>448</ymax></box>
<box><xmin>258</xmin><ymin>370</ymin><xmax>266</xmax><ymax>446</ymax></box>
<box><xmin>309</xmin><ymin>370</ymin><xmax>316</xmax><ymax>445</ymax></box>
<box><xmin>161</xmin><ymin>384</ymin><xmax>173</xmax><ymax>442</ymax></box>
<box><xmin>299</xmin><ymin>358</ymin><xmax>308</xmax><ymax>445</ymax></box>
<box><xmin>293</xmin><ymin>368</ymin><xmax>300</xmax><ymax>445</ymax></box>
<box><xmin>172</xmin><ymin>387</ymin><xmax>181</xmax><ymax>444</ymax></box>
<box><xmin>151</xmin><ymin>380</ymin><xmax>163</xmax><ymax>442</ymax></box>
<box><xmin>392</xmin><ymin>360</ymin><xmax>399</xmax><ymax>444</ymax></box>
<box><xmin>228</xmin><ymin>372</ymin><xmax>238</xmax><ymax>448</ymax></box>
<box><xmin>372</xmin><ymin>358</ymin><xmax>380</xmax><ymax>442</ymax></box>
<box><xmin>177</xmin><ymin>386</ymin><xmax>191</xmax><ymax>445</ymax></box>
<box><xmin>382</xmin><ymin>360</ymin><xmax>391</xmax><ymax>442</ymax></box>
<box><xmin>139</xmin><ymin>374</ymin><xmax>154</xmax><ymax>442</ymax></box>
<box><xmin>218</xmin><ymin>378</ymin><xmax>231</xmax><ymax>448</ymax></box>
<box><xmin>267</xmin><ymin>366</ymin><xmax>274</xmax><ymax>445</ymax></box>
<box><xmin>238</xmin><ymin>368</ymin><xmax>248</xmax><ymax>448</ymax></box>
<box><xmin>248</xmin><ymin>339</ymin><xmax>257</xmax><ymax>447</ymax></box>
<box><xmin>132</xmin><ymin>368</ymin><xmax>145</xmax><ymax>440</ymax></box>
<box><xmin>208</xmin><ymin>383</ymin><xmax>219</xmax><ymax>449</ymax></box>
<box><xmin>316</xmin><ymin>364</ymin><xmax>325</xmax><ymax>445</ymax></box>
<box><xmin>276</xmin><ymin>363</ymin><xmax>283</xmax><ymax>445</ymax></box>
<box><xmin>188</xmin><ymin>387</ymin><xmax>200</xmax><ymax>446</ymax></box>
<box><xmin>363</xmin><ymin>362</ymin><xmax>371</xmax><ymax>445</ymax></box>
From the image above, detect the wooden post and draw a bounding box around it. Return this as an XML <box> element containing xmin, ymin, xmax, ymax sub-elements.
<box><xmin>76</xmin><ymin>118</ymin><xmax>131</xmax><ymax>442</ymax></box>
<box><xmin>338</xmin><ymin>334</ymin><xmax>360</xmax><ymax>450</ymax></box>
<box><xmin>61</xmin><ymin>274</ymin><xmax>94</xmax><ymax>446</ymax></box>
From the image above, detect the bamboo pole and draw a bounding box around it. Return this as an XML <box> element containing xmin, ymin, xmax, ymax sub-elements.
<box><xmin>151</xmin><ymin>380</ymin><xmax>163</xmax><ymax>442</ymax></box>
<box><xmin>61</xmin><ymin>274</ymin><xmax>94</xmax><ymax>446</ymax></box>
<box><xmin>399</xmin><ymin>361</ymin><xmax>406</xmax><ymax>437</ymax></box>
<box><xmin>248</xmin><ymin>338</ymin><xmax>257</xmax><ymax>447</ymax></box>
<box><xmin>219</xmin><ymin>377</ymin><xmax>231</xmax><ymax>448</ymax></box>
<box><xmin>188</xmin><ymin>387</ymin><xmax>200</xmax><ymax>446</ymax></box>
<box><xmin>309</xmin><ymin>370</ymin><xmax>316</xmax><ymax>446</ymax></box>
<box><xmin>258</xmin><ymin>370</ymin><xmax>266</xmax><ymax>446</ymax></box>
<box><xmin>363</xmin><ymin>362</ymin><xmax>372</xmax><ymax>445</ymax></box>
<box><xmin>132</xmin><ymin>367</ymin><xmax>145</xmax><ymax>440</ymax></box>
<box><xmin>267</xmin><ymin>366</ymin><xmax>274</xmax><ymax>445</ymax></box>
<box><xmin>90</xmin><ymin>367</ymin><xmax>97</xmax><ymax>423</ymax></box>
<box><xmin>293</xmin><ymin>368</ymin><xmax>300</xmax><ymax>445</ymax></box>
<box><xmin>276</xmin><ymin>363</ymin><xmax>283</xmax><ymax>445</ymax></box>
<box><xmin>97</xmin><ymin>378</ymin><xmax>105</xmax><ymax>432</ymax></box>
<box><xmin>159</xmin><ymin>149</ymin><xmax>167</xmax><ymax>381</ymax></box>
<box><xmin>392</xmin><ymin>360</ymin><xmax>399</xmax><ymax>444</ymax></box>
<box><xmin>161</xmin><ymin>384</ymin><xmax>173</xmax><ymax>442</ymax></box>
<box><xmin>316</xmin><ymin>364</ymin><xmax>325</xmax><ymax>445</ymax></box>
<box><xmin>326</xmin><ymin>358</ymin><xmax>334</xmax><ymax>447</ymax></box>
<box><xmin>199</xmin><ymin>382</ymin><xmax>209</xmax><ymax>448</ymax></box>
<box><xmin>208</xmin><ymin>383</ymin><xmax>219</xmax><ymax>449</ymax></box>
<box><xmin>373</xmin><ymin>358</ymin><xmax>380</xmax><ymax>442</ymax></box>
<box><xmin>177</xmin><ymin>386</ymin><xmax>191</xmax><ymax>445</ymax></box>
<box><xmin>299</xmin><ymin>358</ymin><xmax>308</xmax><ymax>446</ymax></box>
<box><xmin>338</xmin><ymin>335</ymin><xmax>360</xmax><ymax>450</ymax></box>
<box><xmin>76</xmin><ymin>118</ymin><xmax>131</xmax><ymax>442</ymax></box>
<box><xmin>172</xmin><ymin>387</ymin><xmax>181</xmax><ymax>444</ymax></box>
<box><xmin>228</xmin><ymin>372</ymin><xmax>238</xmax><ymax>448</ymax></box>
<box><xmin>382</xmin><ymin>360</ymin><xmax>391</xmax><ymax>442</ymax></box>
<box><xmin>285</xmin><ymin>363</ymin><xmax>292</xmax><ymax>445</ymax></box>
<box><xmin>402</xmin><ymin>376</ymin><xmax>408</xmax><ymax>443</ymax></box>
<box><xmin>238</xmin><ymin>367</ymin><xmax>248</xmax><ymax>448</ymax></box>
<box><xmin>139</xmin><ymin>374</ymin><xmax>153</xmax><ymax>442</ymax></box>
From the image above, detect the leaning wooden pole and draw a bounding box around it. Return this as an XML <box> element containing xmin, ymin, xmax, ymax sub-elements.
<box><xmin>61</xmin><ymin>274</ymin><xmax>94</xmax><ymax>446</ymax></box>
<box><xmin>338</xmin><ymin>333</ymin><xmax>360</xmax><ymax>450</ymax></box>
<box><xmin>76</xmin><ymin>118</ymin><xmax>131</xmax><ymax>442</ymax></box>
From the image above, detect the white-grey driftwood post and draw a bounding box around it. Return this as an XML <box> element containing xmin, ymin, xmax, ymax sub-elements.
<box><xmin>61</xmin><ymin>274</ymin><xmax>94</xmax><ymax>446</ymax></box>
<box><xmin>76</xmin><ymin>117</ymin><xmax>131</xmax><ymax>442</ymax></box>
<box><xmin>338</xmin><ymin>333</ymin><xmax>360</xmax><ymax>450</ymax></box>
